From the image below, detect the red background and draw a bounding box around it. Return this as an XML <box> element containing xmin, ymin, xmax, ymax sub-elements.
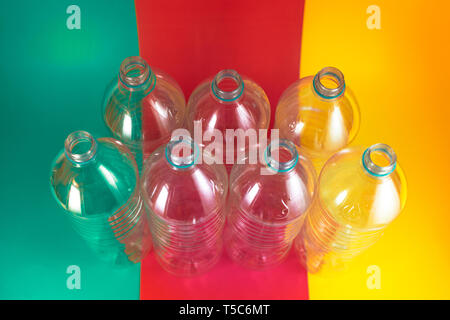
<box><xmin>135</xmin><ymin>0</ymin><xmax>308</xmax><ymax>299</ymax></box>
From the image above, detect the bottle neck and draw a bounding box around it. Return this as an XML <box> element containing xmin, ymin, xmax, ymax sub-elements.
<box><xmin>265</xmin><ymin>139</ymin><xmax>299</xmax><ymax>173</ymax></box>
<box><xmin>64</xmin><ymin>131</ymin><xmax>97</xmax><ymax>165</ymax></box>
<box><xmin>118</xmin><ymin>56</ymin><xmax>156</xmax><ymax>93</ymax></box>
<box><xmin>313</xmin><ymin>66</ymin><xmax>345</xmax><ymax>100</ymax></box>
<box><xmin>211</xmin><ymin>69</ymin><xmax>244</xmax><ymax>102</ymax></box>
<box><xmin>165</xmin><ymin>137</ymin><xmax>199</xmax><ymax>170</ymax></box>
<box><xmin>362</xmin><ymin>143</ymin><xmax>397</xmax><ymax>177</ymax></box>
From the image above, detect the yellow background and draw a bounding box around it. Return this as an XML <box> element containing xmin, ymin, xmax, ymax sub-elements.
<box><xmin>301</xmin><ymin>0</ymin><xmax>450</xmax><ymax>299</ymax></box>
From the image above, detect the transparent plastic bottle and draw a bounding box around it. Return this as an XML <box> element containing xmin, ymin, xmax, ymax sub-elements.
<box><xmin>274</xmin><ymin>67</ymin><xmax>360</xmax><ymax>172</ymax></box>
<box><xmin>50</xmin><ymin>131</ymin><xmax>152</xmax><ymax>265</ymax></box>
<box><xmin>186</xmin><ymin>69</ymin><xmax>271</xmax><ymax>171</ymax></box>
<box><xmin>225</xmin><ymin>139</ymin><xmax>316</xmax><ymax>269</ymax></box>
<box><xmin>102</xmin><ymin>56</ymin><xmax>186</xmax><ymax>171</ymax></box>
<box><xmin>295</xmin><ymin>143</ymin><xmax>407</xmax><ymax>273</ymax></box>
<box><xmin>141</xmin><ymin>136</ymin><xmax>228</xmax><ymax>276</ymax></box>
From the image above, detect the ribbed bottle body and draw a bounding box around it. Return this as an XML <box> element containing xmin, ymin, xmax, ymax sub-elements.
<box><xmin>148</xmin><ymin>203</ymin><xmax>225</xmax><ymax>276</ymax></box>
<box><xmin>225</xmin><ymin>140</ymin><xmax>316</xmax><ymax>269</ymax></box>
<box><xmin>50</xmin><ymin>131</ymin><xmax>152</xmax><ymax>265</ymax></box>
<box><xmin>142</xmin><ymin>138</ymin><xmax>228</xmax><ymax>276</ymax></box>
<box><xmin>295</xmin><ymin>144</ymin><xmax>407</xmax><ymax>273</ymax></box>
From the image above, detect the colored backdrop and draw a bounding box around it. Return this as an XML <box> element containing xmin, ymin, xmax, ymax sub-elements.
<box><xmin>0</xmin><ymin>0</ymin><xmax>141</xmax><ymax>299</ymax></box>
<box><xmin>301</xmin><ymin>0</ymin><xmax>450</xmax><ymax>299</ymax></box>
<box><xmin>135</xmin><ymin>0</ymin><xmax>309</xmax><ymax>300</ymax></box>
<box><xmin>1</xmin><ymin>0</ymin><xmax>449</xmax><ymax>300</ymax></box>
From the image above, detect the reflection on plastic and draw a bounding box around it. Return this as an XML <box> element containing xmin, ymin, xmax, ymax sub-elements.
<box><xmin>102</xmin><ymin>56</ymin><xmax>186</xmax><ymax>171</ymax></box>
<box><xmin>50</xmin><ymin>131</ymin><xmax>152</xmax><ymax>266</ymax></box>
<box><xmin>295</xmin><ymin>144</ymin><xmax>407</xmax><ymax>274</ymax></box>
<box><xmin>186</xmin><ymin>69</ymin><xmax>271</xmax><ymax>172</ymax></box>
<box><xmin>225</xmin><ymin>139</ymin><xmax>316</xmax><ymax>269</ymax></box>
<box><xmin>142</xmin><ymin>137</ymin><xmax>228</xmax><ymax>276</ymax></box>
<box><xmin>275</xmin><ymin>67</ymin><xmax>360</xmax><ymax>172</ymax></box>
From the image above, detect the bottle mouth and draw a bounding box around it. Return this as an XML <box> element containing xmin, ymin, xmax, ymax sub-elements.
<box><xmin>264</xmin><ymin>139</ymin><xmax>299</xmax><ymax>173</ymax></box>
<box><xmin>362</xmin><ymin>143</ymin><xmax>397</xmax><ymax>177</ymax></box>
<box><xmin>119</xmin><ymin>56</ymin><xmax>152</xmax><ymax>88</ymax></box>
<box><xmin>165</xmin><ymin>136</ymin><xmax>200</xmax><ymax>169</ymax></box>
<box><xmin>211</xmin><ymin>69</ymin><xmax>244</xmax><ymax>102</ymax></box>
<box><xmin>64</xmin><ymin>130</ymin><xmax>97</xmax><ymax>164</ymax></box>
<box><xmin>313</xmin><ymin>67</ymin><xmax>345</xmax><ymax>99</ymax></box>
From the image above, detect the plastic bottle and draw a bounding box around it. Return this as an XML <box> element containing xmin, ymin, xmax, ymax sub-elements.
<box><xmin>225</xmin><ymin>139</ymin><xmax>316</xmax><ymax>269</ymax></box>
<box><xmin>274</xmin><ymin>67</ymin><xmax>360</xmax><ymax>172</ymax></box>
<box><xmin>186</xmin><ymin>69</ymin><xmax>270</xmax><ymax>172</ymax></box>
<box><xmin>102</xmin><ymin>56</ymin><xmax>186</xmax><ymax>171</ymax></box>
<box><xmin>50</xmin><ymin>131</ymin><xmax>152</xmax><ymax>265</ymax></box>
<box><xmin>295</xmin><ymin>143</ymin><xmax>407</xmax><ymax>273</ymax></box>
<box><xmin>141</xmin><ymin>136</ymin><xmax>228</xmax><ymax>276</ymax></box>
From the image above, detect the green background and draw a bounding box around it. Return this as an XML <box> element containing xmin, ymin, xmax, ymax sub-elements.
<box><xmin>0</xmin><ymin>0</ymin><xmax>141</xmax><ymax>299</ymax></box>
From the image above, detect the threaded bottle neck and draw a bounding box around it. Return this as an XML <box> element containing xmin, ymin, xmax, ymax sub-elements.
<box><xmin>313</xmin><ymin>66</ymin><xmax>345</xmax><ymax>100</ymax></box>
<box><xmin>119</xmin><ymin>56</ymin><xmax>156</xmax><ymax>92</ymax></box>
<box><xmin>211</xmin><ymin>69</ymin><xmax>244</xmax><ymax>102</ymax></box>
<box><xmin>165</xmin><ymin>137</ymin><xmax>199</xmax><ymax>170</ymax></box>
<box><xmin>362</xmin><ymin>143</ymin><xmax>397</xmax><ymax>177</ymax></box>
<box><xmin>264</xmin><ymin>139</ymin><xmax>299</xmax><ymax>173</ymax></box>
<box><xmin>64</xmin><ymin>131</ymin><xmax>97</xmax><ymax>164</ymax></box>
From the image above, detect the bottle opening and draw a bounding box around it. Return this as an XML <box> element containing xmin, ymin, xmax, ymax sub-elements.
<box><xmin>264</xmin><ymin>139</ymin><xmax>299</xmax><ymax>173</ymax></box>
<box><xmin>211</xmin><ymin>69</ymin><xmax>244</xmax><ymax>102</ymax></box>
<box><xmin>119</xmin><ymin>56</ymin><xmax>151</xmax><ymax>88</ymax></box>
<box><xmin>313</xmin><ymin>67</ymin><xmax>345</xmax><ymax>99</ymax></box>
<box><xmin>362</xmin><ymin>143</ymin><xmax>397</xmax><ymax>177</ymax></box>
<box><xmin>64</xmin><ymin>131</ymin><xmax>97</xmax><ymax>164</ymax></box>
<box><xmin>165</xmin><ymin>137</ymin><xmax>199</xmax><ymax>169</ymax></box>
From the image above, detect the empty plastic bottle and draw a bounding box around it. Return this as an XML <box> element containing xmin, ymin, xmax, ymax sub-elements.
<box><xmin>186</xmin><ymin>69</ymin><xmax>270</xmax><ymax>172</ymax></box>
<box><xmin>295</xmin><ymin>143</ymin><xmax>407</xmax><ymax>273</ymax></box>
<box><xmin>141</xmin><ymin>136</ymin><xmax>228</xmax><ymax>276</ymax></box>
<box><xmin>102</xmin><ymin>56</ymin><xmax>186</xmax><ymax>171</ymax></box>
<box><xmin>50</xmin><ymin>131</ymin><xmax>152</xmax><ymax>265</ymax></box>
<box><xmin>225</xmin><ymin>139</ymin><xmax>316</xmax><ymax>269</ymax></box>
<box><xmin>274</xmin><ymin>67</ymin><xmax>360</xmax><ymax>172</ymax></box>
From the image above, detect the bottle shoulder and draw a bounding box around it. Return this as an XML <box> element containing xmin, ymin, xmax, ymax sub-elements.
<box><xmin>50</xmin><ymin>139</ymin><xmax>139</xmax><ymax>217</ymax></box>
<box><xmin>229</xmin><ymin>159</ymin><xmax>315</xmax><ymax>223</ymax></box>
<box><xmin>275</xmin><ymin>77</ymin><xmax>360</xmax><ymax>156</ymax></box>
<box><xmin>186</xmin><ymin>78</ymin><xmax>270</xmax><ymax>131</ymax></box>
<box><xmin>318</xmin><ymin>149</ymin><xmax>407</xmax><ymax>229</ymax></box>
<box><xmin>102</xmin><ymin>73</ymin><xmax>186</xmax><ymax>144</ymax></box>
<box><xmin>141</xmin><ymin>147</ymin><xmax>228</xmax><ymax>224</ymax></box>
